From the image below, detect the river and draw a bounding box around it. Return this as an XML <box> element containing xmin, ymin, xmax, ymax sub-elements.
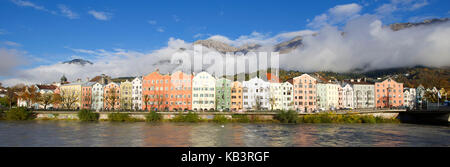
<box><xmin>0</xmin><ymin>121</ymin><xmax>449</xmax><ymax>147</ymax></box>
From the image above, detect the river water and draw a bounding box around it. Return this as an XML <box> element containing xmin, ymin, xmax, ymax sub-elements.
<box><xmin>0</xmin><ymin>121</ymin><xmax>448</xmax><ymax>147</ymax></box>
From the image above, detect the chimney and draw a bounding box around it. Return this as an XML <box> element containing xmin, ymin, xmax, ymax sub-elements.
<box><xmin>87</xmin><ymin>77</ymin><xmax>90</xmax><ymax>82</ymax></box>
<box><xmin>156</xmin><ymin>68</ymin><xmax>160</xmax><ymax>73</ymax></box>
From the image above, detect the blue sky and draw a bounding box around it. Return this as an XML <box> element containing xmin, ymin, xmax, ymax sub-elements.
<box><xmin>0</xmin><ymin>0</ymin><xmax>449</xmax><ymax>84</ymax></box>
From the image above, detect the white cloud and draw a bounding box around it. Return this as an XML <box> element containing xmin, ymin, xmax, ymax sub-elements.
<box><xmin>376</xmin><ymin>0</ymin><xmax>429</xmax><ymax>16</ymax></box>
<box><xmin>2</xmin><ymin>41</ymin><xmax>21</xmax><ymax>47</ymax></box>
<box><xmin>58</xmin><ymin>4</ymin><xmax>79</xmax><ymax>19</ymax></box>
<box><xmin>308</xmin><ymin>3</ymin><xmax>362</xmax><ymax>28</ymax></box>
<box><xmin>156</xmin><ymin>27</ymin><xmax>165</xmax><ymax>32</ymax></box>
<box><xmin>0</xmin><ymin>48</ymin><xmax>26</xmax><ymax>76</ymax></box>
<box><xmin>11</xmin><ymin>0</ymin><xmax>47</xmax><ymax>11</ymax></box>
<box><xmin>148</xmin><ymin>20</ymin><xmax>157</xmax><ymax>25</ymax></box>
<box><xmin>88</xmin><ymin>10</ymin><xmax>112</xmax><ymax>21</ymax></box>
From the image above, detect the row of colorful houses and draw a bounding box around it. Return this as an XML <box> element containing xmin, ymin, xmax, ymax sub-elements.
<box><xmin>19</xmin><ymin>70</ymin><xmax>437</xmax><ymax>112</ymax></box>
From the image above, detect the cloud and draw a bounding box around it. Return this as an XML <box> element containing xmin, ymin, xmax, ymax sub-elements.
<box><xmin>58</xmin><ymin>4</ymin><xmax>79</xmax><ymax>19</ymax></box>
<box><xmin>88</xmin><ymin>10</ymin><xmax>112</xmax><ymax>21</ymax></box>
<box><xmin>376</xmin><ymin>0</ymin><xmax>429</xmax><ymax>16</ymax></box>
<box><xmin>156</xmin><ymin>27</ymin><xmax>165</xmax><ymax>32</ymax></box>
<box><xmin>2</xmin><ymin>41</ymin><xmax>21</xmax><ymax>47</ymax></box>
<box><xmin>11</xmin><ymin>0</ymin><xmax>47</xmax><ymax>11</ymax></box>
<box><xmin>308</xmin><ymin>3</ymin><xmax>362</xmax><ymax>28</ymax></box>
<box><xmin>2</xmin><ymin>2</ymin><xmax>449</xmax><ymax>86</ymax></box>
<box><xmin>148</xmin><ymin>20</ymin><xmax>157</xmax><ymax>25</ymax></box>
<box><xmin>0</xmin><ymin>48</ymin><xmax>26</xmax><ymax>76</ymax></box>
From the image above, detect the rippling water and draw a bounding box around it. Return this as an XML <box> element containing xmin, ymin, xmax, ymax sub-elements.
<box><xmin>0</xmin><ymin>121</ymin><xmax>449</xmax><ymax>147</ymax></box>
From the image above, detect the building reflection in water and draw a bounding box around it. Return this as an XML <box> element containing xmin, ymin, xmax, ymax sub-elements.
<box><xmin>142</xmin><ymin>123</ymin><xmax>192</xmax><ymax>147</ymax></box>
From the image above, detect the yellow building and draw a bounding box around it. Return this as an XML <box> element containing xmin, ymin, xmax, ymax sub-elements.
<box><xmin>120</xmin><ymin>80</ymin><xmax>133</xmax><ymax>110</ymax></box>
<box><xmin>59</xmin><ymin>82</ymin><xmax>83</xmax><ymax>109</ymax></box>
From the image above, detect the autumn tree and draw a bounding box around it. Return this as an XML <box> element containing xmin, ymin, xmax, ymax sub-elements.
<box><xmin>18</xmin><ymin>86</ymin><xmax>41</xmax><ymax>108</ymax></box>
<box><xmin>60</xmin><ymin>89</ymin><xmax>80</xmax><ymax>110</ymax></box>
<box><xmin>105</xmin><ymin>87</ymin><xmax>119</xmax><ymax>110</ymax></box>
<box><xmin>39</xmin><ymin>92</ymin><xmax>54</xmax><ymax>110</ymax></box>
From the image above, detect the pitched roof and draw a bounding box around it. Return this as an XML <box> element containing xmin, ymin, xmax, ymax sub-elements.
<box><xmin>35</xmin><ymin>85</ymin><xmax>58</xmax><ymax>90</ymax></box>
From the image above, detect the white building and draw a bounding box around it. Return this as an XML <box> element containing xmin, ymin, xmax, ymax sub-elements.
<box><xmin>269</xmin><ymin>82</ymin><xmax>282</xmax><ymax>110</ymax></box>
<box><xmin>404</xmin><ymin>88</ymin><xmax>416</xmax><ymax>109</ymax></box>
<box><xmin>353</xmin><ymin>83</ymin><xmax>375</xmax><ymax>108</ymax></box>
<box><xmin>132</xmin><ymin>77</ymin><xmax>143</xmax><ymax>110</ymax></box>
<box><xmin>341</xmin><ymin>84</ymin><xmax>354</xmax><ymax>109</ymax></box>
<box><xmin>92</xmin><ymin>83</ymin><xmax>104</xmax><ymax>111</ymax></box>
<box><xmin>317</xmin><ymin>83</ymin><xmax>340</xmax><ymax>110</ymax></box>
<box><xmin>192</xmin><ymin>72</ymin><xmax>216</xmax><ymax>111</ymax></box>
<box><xmin>281</xmin><ymin>82</ymin><xmax>294</xmax><ymax>110</ymax></box>
<box><xmin>243</xmin><ymin>77</ymin><xmax>270</xmax><ymax>111</ymax></box>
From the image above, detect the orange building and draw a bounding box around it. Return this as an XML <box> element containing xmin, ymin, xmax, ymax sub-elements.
<box><xmin>81</xmin><ymin>82</ymin><xmax>95</xmax><ymax>109</ymax></box>
<box><xmin>293</xmin><ymin>74</ymin><xmax>317</xmax><ymax>112</ymax></box>
<box><xmin>142</xmin><ymin>70</ymin><xmax>170</xmax><ymax>111</ymax></box>
<box><xmin>104</xmin><ymin>82</ymin><xmax>120</xmax><ymax>110</ymax></box>
<box><xmin>169</xmin><ymin>71</ymin><xmax>193</xmax><ymax>111</ymax></box>
<box><xmin>375</xmin><ymin>78</ymin><xmax>404</xmax><ymax>108</ymax></box>
<box><xmin>230</xmin><ymin>81</ymin><xmax>243</xmax><ymax>111</ymax></box>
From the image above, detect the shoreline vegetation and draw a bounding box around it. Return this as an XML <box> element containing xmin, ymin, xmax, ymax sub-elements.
<box><xmin>0</xmin><ymin>107</ymin><xmax>399</xmax><ymax>123</ymax></box>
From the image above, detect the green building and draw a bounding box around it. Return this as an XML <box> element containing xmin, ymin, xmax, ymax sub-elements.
<box><xmin>215</xmin><ymin>78</ymin><xmax>232</xmax><ymax>111</ymax></box>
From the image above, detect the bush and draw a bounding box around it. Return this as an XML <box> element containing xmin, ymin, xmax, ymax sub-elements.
<box><xmin>146</xmin><ymin>111</ymin><xmax>162</xmax><ymax>122</ymax></box>
<box><xmin>212</xmin><ymin>115</ymin><xmax>229</xmax><ymax>123</ymax></box>
<box><xmin>298</xmin><ymin>112</ymin><xmax>399</xmax><ymax>123</ymax></box>
<box><xmin>274</xmin><ymin>110</ymin><xmax>298</xmax><ymax>123</ymax></box>
<box><xmin>108</xmin><ymin>112</ymin><xmax>131</xmax><ymax>122</ymax></box>
<box><xmin>171</xmin><ymin>112</ymin><xmax>201</xmax><ymax>122</ymax></box>
<box><xmin>5</xmin><ymin>107</ymin><xmax>34</xmax><ymax>120</ymax></box>
<box><xmin>77</xmin><ymin>109</ymin><xmax>99</xmax><ymax>121</ymax></box>
<box><xmin>232</xmin><ymin>114</ymin><xmax>250</xmax><ymax>123</ymax></box>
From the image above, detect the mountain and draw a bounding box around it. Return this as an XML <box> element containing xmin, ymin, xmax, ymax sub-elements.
<box><xmin>193</xmin><ymin>18</ymin><xmax>449</xmax><ymax>55</ymax></box>
<box><xmin>274</xmin><ymin>36</ymin><xmax>303</xmax><ymax>54</ymax></box>
<box><xmin>63</xmin><ymin>59</ymin><xmax>93</xmax><ymax>66</ymax></box>
<box><xmin>389</xmin><ymin>18</ymin><xmax>449</xmax><ymax>31</ymax></box>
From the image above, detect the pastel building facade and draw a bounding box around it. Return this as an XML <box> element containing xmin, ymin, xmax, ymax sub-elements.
<box><xmin>120</xmin><ymin>80</ymin><xmax>133</xmax><ymax>110</ymax></box>
<box><xmin>92</xmin><ymin>83</ymin><xmax>104</xmax><ymax>110</ymax></box>
<box><xmin>280</xmin><ymin>82</ymin><xmax>294</xmax><ymax>110</ymax></box>
<box><xmin>104</xmin><ymin>82</ymin><xmax>121</xmax><ymax>110</ymax></box>
<box><xmin>230</xmin><ymin>81</ymin><xmax>243</xmax><ymax>111</ymax></box>
<box><xmin>293</xmin><ymin>74</ymin><xmax>317</xmax><ymax>112</ymax></box>
<box><xmin>192</xmin><ymin>72</ymin><xmax>216</xmax><ymax>111</ymax></box>
<box><xmin>142</xmin><ymin>70</ymin><xmax>171</xmax><ymax>111</ymax></box>
<box><xmin>353</xmin><ymin>83</ymin><xmax>375</xmax><ymax>108</ymax></box>
<box><xmin>81</xmin><ymin>82</ymin><xmax>96</xmax><ymax>109</ymax></box>
<box><xmin>169</xmin><ymin>71</ymin><xmax>193</xmax><ymax>111</ymax></box>
<box><xmin>59</xmin><ymin>82</ymin><xmax>83</xmax><ymax>109</ymax></box>
<box><xmin>403</xmin><ymin>88</ymin><xmax>416</xmax><ymax>109</ymax></box>
<box><xmin>317</xmin><ymin>83</ymin><xmax>339</xmax><ymax>110</ymax></box>
<box><xmin>375</xmin><ymin>78</ymin><xmax>404</xmax><ymax>108</ymax></box>
<box><xmin>132</xmin><ymin>77</ymin><xmax>142</xmax><ymax>110</ymax></box>
<box><xmin>269</xmin><ymin>82</ymin><xmax>283</xmax><ymax>110</ymax></box>
<box><xmin>215</xmin><ymin>78</ymin><xmax>231</xmax><ymax>111</ymax></box>
<box><xmin>341</xmin><ymin>84</ymin><xmax>354</xmax><ymax>108</ymax></box>
<box><xmin>242</xmin><ymin>77</ymin><xmax>270</xmax><ymax>111</ymax></box>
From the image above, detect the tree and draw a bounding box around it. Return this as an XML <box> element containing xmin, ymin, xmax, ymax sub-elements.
<box><xmin>17</xmin><ymin>86</ymin><xmax>40</xmax><ymax>108</ymax></box>
<box><xmin>269</xmin><ymin>94</ymin><xmax>276</xmax><ymax>111</ymax></box>
<box><xmin>52</xmin><ymin>93</ymin><xmax>62</xmax><ymax>109</ymax></box>
<box><xmin>5</xmin><ymin>86</ymin><xmax>23</xmax><ymax>109</ymax></box>
<box><xmin>105</xmin><ymin>87</ymin><xmax>119</xmax><ymax>110</ymax></box>
<box><xmin>39</xmin><ymin>92</ymin><xmax>54</xmax><ymax>109</ymax></box>
<box><xmin>253</xmin><ymin>95</ymin><xmax>262</xmax><ymax>111</ymax></box>
<box><xmin>60</xmin><ymin>89</ymin><xmax>80</xmax><ymax>110</ymax></box>
<box><xmin>143</xmin><ymin>94</ymin><xmax>150</xmax><ymax>111</ymax></box>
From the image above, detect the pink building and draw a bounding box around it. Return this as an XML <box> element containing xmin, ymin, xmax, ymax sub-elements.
<box><xmin>292</xmin><ymin>74</ymin><xmax>317</xmax><ymax>112</ymax></box>
<box><xmin>375</xmin><ymin>78</ymin><xmax>404</xmax><ymax>108</ymax></box>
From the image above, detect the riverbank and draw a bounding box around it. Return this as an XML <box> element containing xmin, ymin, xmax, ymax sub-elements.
<box><xmin>0</xmin><ymin>109</ymin><xmax>401</xmax><ymax>123</ymax></box>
